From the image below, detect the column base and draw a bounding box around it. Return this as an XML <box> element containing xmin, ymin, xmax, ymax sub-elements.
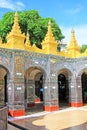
<box><xmin>8</xmin><ymin>109</ymin><xmax>25</xmax><ymax>117</ymax></box>
<box><xmin>70</xmin><ymin>102</ymin><xmax>83</xmax><ymax>107</ymax></box>
<box><xmin>27</xmin><ymin>102</ymin><xmax>35</xmax><ymax>107</ymax></box>
<box><xmin>43</xmin><ymin>105</ymin><xmax>59</xmax><ymax>112</ymax></box>
<box><xmin>34</xmin><ymin>98</ymin><xmax>41</xmax><ymax>103</ymax></box>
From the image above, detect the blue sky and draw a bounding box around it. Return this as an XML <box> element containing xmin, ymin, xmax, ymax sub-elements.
<box><xmin>0</xmin><ymin>0</ymin><xmax>87</xmax><ymax>46</ymax></box>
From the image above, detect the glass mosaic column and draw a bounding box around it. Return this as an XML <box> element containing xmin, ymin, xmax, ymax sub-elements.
<box><xmin>0</xmin><ymin>79</ymin><xmax>4</xmax><ymax>106</ymax></box>
<box><xmin>43</xmin><ymin>58</ymin><xmax>59</xmax><ymax>111</ymax></box>
<box><xmin>26</xmin><ymin>79</ymin><xmax>35</xmax><ymax>107</ymax></box>
<box><xmin>8</xmin><ymin>53</ymin><xmax>25</xmax><ymax>117</ymax></box>
<box><xmin>70</xmin><ymin>74</ymin><xmax>83</xmax><ymax>107</ymax></box>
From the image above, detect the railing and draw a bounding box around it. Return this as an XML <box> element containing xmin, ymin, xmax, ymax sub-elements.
<box><xmin>0</xmin><ymin>106</ymin><xmax>8</xmax><ymax>130</ymax></box>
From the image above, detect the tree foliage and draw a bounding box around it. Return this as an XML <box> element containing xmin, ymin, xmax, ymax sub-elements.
<box><xmin>80</xmin><ymin>44</ymin><xmax>87</xmax><ymax>53</ymax></box>
<box><xmin>0</xmin><ymin>10</ymin><xmax>64</xmax><ymax>48</ymax></box>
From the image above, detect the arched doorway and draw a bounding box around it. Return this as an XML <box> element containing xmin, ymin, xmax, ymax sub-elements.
<box><xmin>0</xmin><ymin>66</ymin><xmax>9</xmax><ymax>106</ymax></box>
<box><xmin>35</xmin><ymin>75</ymin><xmax>43</xmax><ymax>102</ymax></box>
<box><xmin>58</xmin><ymin>74</ymin><xmax>67</xmax><ymax>102</ymax></box>
<box><xmin>81</xmin><ymin>72</ymin><xmax>87</xmax><ymax>104</ymax></box>
<box><xmin>58</xmin><ymin>69</ymin><xmax>70</xmax><ymax>109</ymax></box>
<box><xmin>25</xmin><ymin>67</ymin><xmax>45</xmax><ymax>113</ymax></box>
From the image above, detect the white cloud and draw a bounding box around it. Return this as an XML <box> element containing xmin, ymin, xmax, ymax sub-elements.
<box><xmin>65</xmin><ymin>5</ymin><xmax>83</xmax><ymax>15</ymax></box>
<box><xmin>15</xmin><ymin>1</ymin><xmax>25</xmax><ymax>10</ymax></box>
<box><xmin>0</xmin><ymin>0</ymin><xmax>14</xmax><ymax>10</ymax></box>
<box><xmin>16</xmin><ymin>1</ymin><xmax>25</xmax><ymax>7</ymax></box>
<box><xmin>61</xmin><ymin>24</ymin><xmax>87</xmax><ymax>46</ymax></box>
<box><xmin>0</xmin><ymin>0</ymin><xmax>25</xmax><ymax>10</ymax></box>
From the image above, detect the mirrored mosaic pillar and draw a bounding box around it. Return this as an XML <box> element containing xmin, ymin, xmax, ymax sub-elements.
<box><xmin>70</xmin><ymin>74</ymin><xmax>83</xmax><ymax>107</ymax></box>
<box><xmin>43</xmin><ymin>76</ymin><xmax>59</xmax><ymax>111</ymax></box>
<box><xmin>8</xmin><ymin>53</ymin><xmax>25</xmax><ymax>117</ymax></box>
<box><xmin>43</xmin><ymin>59</ymin><xmax>59</xmax><ymax>111</ymax></box>
<box><xmin>26</xmin><ymin>79</ymin><xmax>35</xmax><ymax>107</ymax></box>
<box><xmin>0</xmin><ymin>78</ymin><xmax>4</xmax><ymax>106</ymax></box>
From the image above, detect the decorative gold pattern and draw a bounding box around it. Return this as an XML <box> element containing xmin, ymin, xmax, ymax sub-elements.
<box><xmin>14</xmin><ymin>56</ymin><xmax>23</xmax><ymax>75</ymax></box>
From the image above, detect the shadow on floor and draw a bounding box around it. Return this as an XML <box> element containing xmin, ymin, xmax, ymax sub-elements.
<box><xmin>25</xmin><ymin>102</ymin><xmax>44</xmax><ymax>115</ymax></box>
<box><xmin>59</xmin><ymin>102</ymin><xmax>70</xmax><ymax>110</ymax></box>
<box><xmin>25</xmin><ymin>102</ymin><xmax>70</xmax><ymax>115</ymax></box>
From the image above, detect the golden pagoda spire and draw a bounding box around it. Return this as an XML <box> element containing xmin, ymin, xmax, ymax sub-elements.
<box><xmin>11</xmin><ymin>12</ymin><xmax>22</xmax><ymax>34</ymax></box>
<box><xmin>43</xmin><ymin>20</ymin><xmax>55</xmax><ymax>42</ymax></box>
<box><xmin>41</xmin><ymin>20</ymin><xmax>58</xmax><ymax>54</ymax></box>
<box><xmin>25</xmin><ymin>32</ymin><xmax>31</xmax><ymax>47</ymax></box>
<box><xmin>0</xmin><ymin>37</ymin><xmax>2</xmax><ymax>44</ymax></box>
<box><xmin>6</xmin><ymin>12</ymin><xmax>25</xmax><ymax>50</ymax></box>
<box><xmin>67</xmin><ymin>29</ymin><xmax>80</xmax><ymax>51</ymax></box>
<box><xmin>0</xmin><ymin>37</ymin><xmax>2</xmax><ymax>48</ymax></box>
<box><xmin>67</xmin><ymin>29</ymin><xmax>80</xmax><ymax>58</ymax></box>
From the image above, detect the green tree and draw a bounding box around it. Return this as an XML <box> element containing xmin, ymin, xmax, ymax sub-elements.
<box><xmin>80</xmin><ymin>44</ymin><xmax>87</xmax><ymax>53</ymax></box>
<box><xmin>0</xmin><ymin>12</ymin><xmax>14</xmax><ymax>42</ymax></box>
<box><xmin>0</xmin><ymin>10</ymin><xmax>64</xmax><ymax>48</ymax></box>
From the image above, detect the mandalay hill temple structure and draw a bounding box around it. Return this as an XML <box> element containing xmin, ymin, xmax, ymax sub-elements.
<box><xmin>0</xmin><ymin>12</ymin><xmax>87</xmax><ymax>117</ymax></box>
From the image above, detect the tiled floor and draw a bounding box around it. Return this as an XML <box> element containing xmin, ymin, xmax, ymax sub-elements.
<box><xmin>8</xmin><ymin>106</ymin><xmax>87</xmax><ymax>130</ymax></box>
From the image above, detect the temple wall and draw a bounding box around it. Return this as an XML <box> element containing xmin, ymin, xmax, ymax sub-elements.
<box><xmin>0</xmin><ymin>49</ymin><xmax>87</xmax><ymax>116</ymax></box>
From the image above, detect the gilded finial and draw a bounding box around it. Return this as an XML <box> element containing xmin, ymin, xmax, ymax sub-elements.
<box><xmin>71</xmin><ymin>28</ymin><xmax>75</xmax><ymax>40</ymax></box>
<box><xmin>12</xmin><ymin>12</ymin><xmax>21</xmax><ymax>33</ymax></box>
<box><xmin>15</xmin><ymin>11</ymin><xmax>18</xmax><ymax>17</ymax></box>
<box><xmin>41</xmin><ymin>20</ymin><xmax>58</xmax><ymax>54</ymax></box>
<box><xmin>6</xmin><ymin>11</ymin><xmax>25</xmax><ymax>37</ymax></box>
<box><xmin>0</xmin><ymin>37</ymin><xmax>2</xmax><ymax>43</ymax></box>
<box><xmin>0</xmin><ymin>37</ymin><xmax>2</xmax><ymax>47</ymax></box>
<box><xmin>71</xmin><ymin>28</ymin><xmax>74</xmax><ymax>33</ymax></box>
<box><xmin>42</xmin><ymin>20</ymin><xmax>55</xmax><ymax>42</ymax></box>
<box><xmin>6</xmin><ymin>11</ymin><xmax>25</xmax><ymax>50</ymax></box>
<box><xmin>67</xmin><ymin>29</ymin><xmax>80</xmax><ymax>56</ymax></box>
<box><xmin>25</xmin><ymin>31</ymin><xmax>31</xmax><ymax>47</ymax></box>
<box><xmin>48</xmin><ymin>20</ymin><xmax>51</xmax><ymax>25</ymax></box>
